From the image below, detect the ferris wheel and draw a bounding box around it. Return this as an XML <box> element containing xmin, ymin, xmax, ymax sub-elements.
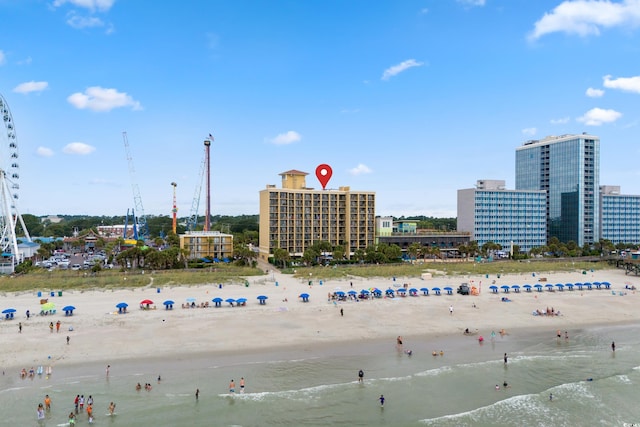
<box><xmin>0</xmin><ymin>92</ymin><xmax>31</xmax><ymax>270</ymax></box>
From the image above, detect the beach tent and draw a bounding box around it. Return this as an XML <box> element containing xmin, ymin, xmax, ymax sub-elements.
<box><xmin>299</xmin><ymin>293</ymin><xmax>310</xmax><ymax>302</ymax></box>
<box><xmin>163</xmin><ymin>300</ymin><xmax>175</xmax><ymax>310</ymax></box>
<box><xmin>420</xmin><ymin>287</ymin><xmax>429</xmax><ymax>296</ymax></box>
<box><xmin>62</xmin><ymin>305</ymin><xmax>76</xmax><ymax>316</ymax></box>
<box><xmin>257</xmin><ymin>295</ymin><xmax>268</xmax><ymax>305</ymax></box>
<box><xmin>212</xmin><ymin>297</ymin><xmax>223</xmax><ymax>307</ymax></box>
<box><xmin>41</xmin><ymin>302</ymin><xmax>56</xmax><ymax>315</ymax></box>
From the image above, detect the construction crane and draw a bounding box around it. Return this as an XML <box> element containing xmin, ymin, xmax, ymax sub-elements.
<box><xmin>122</xmin><ymin>131</ymin><xmax>148</xmax><ymax>239</ymax></box>
<box><xmin>171</xmin><ymin>182</ymin><xmax>177</xmax><ymax>234</ymax></box>
<box><xmin>186</xmin><ymin>146</ymin><xmax>207</xmax><ymax>232</ymax></box>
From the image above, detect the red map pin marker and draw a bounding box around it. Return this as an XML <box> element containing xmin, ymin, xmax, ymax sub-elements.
<box><xmin>315</xmin><ymin>164</ymin><xmax>333</xmax><ymax>189</ymax></box>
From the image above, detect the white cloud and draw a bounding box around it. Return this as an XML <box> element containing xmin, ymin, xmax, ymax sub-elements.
<box><xmin>577</xmin><ymin>107</ymin><xmax>622</xmax><ymax>126</ymax></box>
<box><xmin>349</xmin><ymin>164</ymin><xmax>372</xmax><ymax>176</ymax></box>
<box><xmin>586</xmin><ymin>87</ymin><xmax>604</xmax><ymax>97</ymax></box>
<box><xmin>267</xmin><ymin>131</ymin><xmax>301</xmax><ymax>145</ymax></box>
<box><xmin>52</xmin><ymin>0</ymin><xmax>115</xmax><ymax>12</ymax></box>
<box><xmin>13</xmin><ymin>81</ymin><xmax>49</xmax><ymax>94</ymax></box>
<box><xmin>67</xmin><ymin>86</ymin><xmax>142</xmax><ymax>112</ymax></box>
<box><xmin>522</xmin><ymin>127</ymin><xmax>537</xmax><ymax>137</ymax></box>
<box><xmin>36</xmin><ymin>147</ymin><xmax>54</xmax><ymax>157</ymax></box>
<box><xmin>603</xmin><ymin>74</ymin><xmax>640</xmax><ymax>94</ymax></box>
<box><xmin>17</xmin><ymin>56</ymin><xmax>32</xmax><ymax>65</ymax></box>
<box><xmin>67</xmin><ymin>14</ymin><xmax>104</xmax><ymax>29</ymax></box>
<box><xmin>550</xmin><ymin>116</ymin><xmax>571</xmax><ymax>124</ymax></box>
<box><xmin>529</xmin><ymin>0</ymin><xmax>640</xmax><ymax>40</ymax></box>
<box><xmin>63</xmin><ymin>142</ymin><xmax>96</xmax><ymax>155</ymax></box>
<box><xmin>381</xmin><ymin>59</ymin><xmax>424</xmax><ymax>80</ymax></box>
<box><xmin>0</xmin><ymin>50</ymin><xmax>5</xmax><ymax>66</ymax></box>
<box><xmin>457</xmin><ymin>0</ymin><xmax>486</xmax><ymax>6</ymax></box>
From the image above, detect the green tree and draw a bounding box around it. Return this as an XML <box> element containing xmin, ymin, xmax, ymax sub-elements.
<box><xmin>273</xmin><ymin>248</ymin><xmax>291</xmax><ymax>269</ymax></box>
<box><xmin>407</xmin><ymin>243</ymin><xmax>421</xmax><ymax>261</ymax></box>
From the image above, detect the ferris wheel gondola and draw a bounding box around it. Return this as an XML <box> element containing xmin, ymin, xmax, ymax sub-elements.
<box><xmin>0</xmin><ymin>93</ymin><xmax>31</xmax><ymax>271</ymax></box>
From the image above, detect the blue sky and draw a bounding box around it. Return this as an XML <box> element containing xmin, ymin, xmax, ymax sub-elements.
<box><xmin>1</xmin><ymin>0</ymin><xmax>639</xmax><ymax>219</ymax></box>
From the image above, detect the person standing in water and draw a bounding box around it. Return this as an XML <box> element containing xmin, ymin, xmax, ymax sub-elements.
<box><xmin>379</xmin><ymin>394</ymin><xmax>385</xmax><ymax>407</ymax></box>
<box><xmin>358</xmin><ymin>369</ymin><xmax>364</xmax><ymax>383</ymax></box>
<box><xmin>611</xmin><ymin>341</ymin><xmax>616</xmax><ymax>352</ymax></box>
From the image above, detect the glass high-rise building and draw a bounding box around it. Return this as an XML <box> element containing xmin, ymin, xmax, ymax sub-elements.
<box><xmin>515</xmin><ymin>134</ymin><xmax>600</xmax><ymax>247</ymax></box>
<box><xmin>600</xmin><ymin>185</ymin><xmax>640</xmax><ymax>245</ymax></box>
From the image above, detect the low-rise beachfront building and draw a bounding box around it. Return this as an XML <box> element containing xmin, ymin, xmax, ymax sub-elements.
<box><xmin>258</xmin><ymin>169</ymin><xmax>375</xmax><ymax>261</ymax></box>
<box><xmin>179</xmin><ymin>231</ymin><xmax>234</xmax><ymax>260</ymax></box>
<box><xmin>457</xmin><ymin>179</ymin><xmax>547</xmax><ymax>253</ymax></box>
<box><xmin>600</xmin><ymin>185</ymin><xmax>640</xmax><ymax>245</ymax></box>
<box><xmin>376</xmin><ymin>216</ymin><xmax>394</xmax><ymax>237</ymax></box>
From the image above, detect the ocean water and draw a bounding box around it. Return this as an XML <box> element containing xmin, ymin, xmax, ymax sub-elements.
<box><xmin>2</xmin><ymin>323</ymin><xmax>639</xmax><ymax>427</ymax></box>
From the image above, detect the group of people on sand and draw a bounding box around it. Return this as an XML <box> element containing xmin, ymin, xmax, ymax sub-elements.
<box><xmin>533</xmin><ymin>307</ymin><xmax>562</xmax><ymax>316</ymax></box>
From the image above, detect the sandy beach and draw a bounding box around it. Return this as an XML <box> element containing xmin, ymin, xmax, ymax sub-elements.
<box><xmin>1</xmin><ymin>267</ymin><xmax>639</xmax><ymax>372</ymax></box>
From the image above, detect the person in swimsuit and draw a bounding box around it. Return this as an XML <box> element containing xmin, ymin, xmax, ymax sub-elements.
<box><xmin>358</xmin><ymin>369</ymin><xmax>364</xmax><ymax>383</ymax></box>
<box><xmin>229</xmin><ymin>379</ymin><xmax>235</xmax><ymax>393</ymax></box>
<box><xmin>240</xmin><ymin>377</ymin><xmax>245</xmax><ymax>393</ymax></box>
<box><xmin>379</xmin><ymin>394</ymin><xmax>385</xmax><ymax>407</ymax></box>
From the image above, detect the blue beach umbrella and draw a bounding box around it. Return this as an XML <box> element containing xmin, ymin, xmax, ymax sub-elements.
<box><xmin>420</xmin><ymin>287</ymin><xmax>429</xmax><ymax>295</ymax></box>
<box><xmin>299</xmin><ymin>293</ymin><xmax>310</xmax><ymax>299</ymax></box>
<box><xmin>397</xmin><ymin>288</ymin><xmax>407</xmax><ymax>293</ymax></box>
<box><xmin>225</xmin><ymin>298</ymin><xmax>236</xmax><ymax>304</ymax></box>
<box><xmin>163</xmin><ymin>300</ymin><xmax>175</xmax><ymax>306</ymax></box>
<box><xmin>489</xmin><ymin>285</ymin><xmax>498</xmax><ymax>293</ymax></box>
<box><xmin>409</xmin><ymin>288</ymin><xmax>418</xmax><ymax>295</ymax></box>
<box><xmin>534</xmin><ymin>284</ymin><xmax>543</xmax><ymax>291</ymax></box>
<box><xmin>348</xmin><ymin>290</ymin><xmax>357</xmax><ymax>295</ymax></box>
<box><xmin>62</xmin><ymin>305</ymin><xmax>76</xmax><ymax>311</ymax></box>
<box><xmin>236</xmin><ymin>298</ymin><xmax>247</xmax><ymax>305</ymax></box>
<box><xmin>500</xmin><ymin>285</ymin><xmax>510</xmax><ymax>292</ymax></box>
<box><xmin>511</xmin><ymin>285</ymin><xmax>521</xmax><ymax>292</ymax></box>
<box><xmin>116</xmin><ymin>302</ymin><xmax>128</xmax><ymax>309</ymax></box>
<box><xmin>523</xmin><ymin>284</ymin><xmax>532</xmax><ymax>292</ymax></box>
<box><xmin>385</xmin><ymin>289</ymin><xmax>395</xmax><ymax>295</ymax></box>
<box><xmin>555</xmin><ymin>284</ymin><xmax>564</xmax><ymax>291</ymax></box>
<box><xmin>257</xmin><ymin>295</ymin><xmax>268</xmax><ymax>305</ymax></box>
<box><xmin>2</xmin><ymin>308</ymin><xmax>16</xmax><ymax>314</ymax></box>
<box><xmin>443</xmin><ymin>286</ymin><xmax>453</xmax><ymax>293</ymax></box>
<box><xmin>335</xmin><ymin>291</ymin><xmax>345</xmax><ymax>296</ymax></box>
<box><xmin>545</xmin><ymin>284</ymin><xmax>554</xmax><ymax>290</ymax></box>
<box><xmin>360</xmin><ymin>289</ymin><xmax>370</xmax><ymax>295</ymax></box>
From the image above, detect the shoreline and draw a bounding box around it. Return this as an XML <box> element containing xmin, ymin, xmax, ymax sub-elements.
<box><xmin>1</xmin><ymin>267</ymin><xmax>639</xmax><ymax>373</ymax></box>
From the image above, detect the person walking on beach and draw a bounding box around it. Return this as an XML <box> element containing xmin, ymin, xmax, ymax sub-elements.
<box><xmin>229</xmin><ymin>379</ymin><xmax>236</xmax><ymax>393</ymax></box>
<box><xmin>74</xmin><ymin>395</ymin><xmax>79</xmax><ymax>413</ymax></box>
<box><xmin>340</xmin><ymin>308</ymin><xmax>343</xmax><ymax>317</ymax></box>
<box><xmin>504</xmin><ymin>353</ymin><xmax>508</xmax><ymax>364</ymax></box>
<box><xmin>611</xmin><ymin>341</ymin><xmax>616</xmax><ymax>352</ymax></box>
<box><xmin>79</xmin><ymin>395</ymin><xmax>84</xmax><ymax>410</ymax></box>
<box><xmin>49</xmin><ymin>322</ymin><xmax>54</xmax><ymax>333</ymax></box>
<box><xmin>195</xmin><ymin>388</ymin><xmax>199</xmax><ymax>400</ymax></box>
<box><xmin>68</xmin><ymin>412</ymin><xmax>76</xmax><ymax>425</ymax></box>
<box><xmin>56</xmin><ymin>320</ymin><xmax>61</xmax><ymax>332</ymax></box>
<box><xmin>67</xmin><ymin>335</ymin><xmax>70</xmax><ymax>345</ymax></box>
<box><xmin>549</xmin><ymin>393</ymin><xmax>553</xmax><ymax>401</ymax></box>
<box><xmin>18</xmin><ymin>322</ymin><xmax>22</xmax><ymax>333</ymax></box>
<box><xmin>358</xmin><ymin>369</ymin><xmax>364</xmax><ymax>383</ymax></box>
<box><xmin>379</xmin><ymin>394</ymin><xmax>385</xmax><ymax>407</ymax></box>
<box><xmin>106</xmin><ymin>365</ymin><xmax>110</xmax><ymax>376</ymax></box>
<box><xmin>449</xmin><ymin>305</ymin><xmax>454</xmax><ymax>315</ymax></box>
<box><xmin>44</xmin><ymin>394</ymin><xmax>51</xmax><ymax>410</ymax></box>
<box><xmin>37</xmin><ymin>403</ymin><xmax>45</xmax><ymax>420</ymax></box>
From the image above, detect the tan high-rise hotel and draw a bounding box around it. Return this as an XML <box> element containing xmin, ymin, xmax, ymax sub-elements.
<box><xmin>258</xmin><ymin>170</ymin><xmax>375</xmax><ymax>261</ymax></box>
